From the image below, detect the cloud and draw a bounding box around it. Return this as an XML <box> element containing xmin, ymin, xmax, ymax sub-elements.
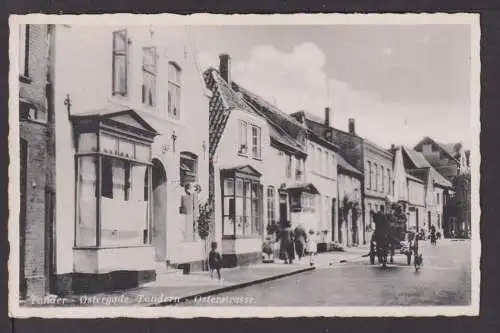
<box><xmin>199</xmin><ymin>43</ymin><xmax>472</xmax><ymax>150</ymax></box>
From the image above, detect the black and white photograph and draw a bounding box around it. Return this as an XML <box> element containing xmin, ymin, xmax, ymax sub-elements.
<box><xmin>8</xmin><ymin>13</ymin><xmax>480</xmax><ymax>317</ymax></box>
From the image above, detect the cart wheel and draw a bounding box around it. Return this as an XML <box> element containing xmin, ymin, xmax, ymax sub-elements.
<box><xmin>407</xmin><ymin>253</ymin><xmax>412</xmax><ymax>265</ymax></box>
<box><xmin>370</xmin><ymin>253</ymin><xmax>375</xmax><ymax>265</ymax></box>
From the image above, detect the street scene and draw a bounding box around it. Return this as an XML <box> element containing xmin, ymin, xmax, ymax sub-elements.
<box><xmin>182</xmin><ymin>239</ymin><xmax>471</xmax><ymax>306</ymax></box>
<box><xmin>11</xmin><ymin>14</ymin><xmax>476</xmax><ymax>314</ymax></box>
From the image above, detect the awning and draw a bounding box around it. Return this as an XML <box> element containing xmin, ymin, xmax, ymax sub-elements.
<box><xmin>286</xmin><ymin>183</ymin><xmax>320</xmax><ymax>195</ymax></box>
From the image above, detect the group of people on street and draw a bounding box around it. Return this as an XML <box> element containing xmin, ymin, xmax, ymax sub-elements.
<box><xmin>276</xmin><ymin>221</ymin><xmax>318</xmax><ymax>266</ymax></box>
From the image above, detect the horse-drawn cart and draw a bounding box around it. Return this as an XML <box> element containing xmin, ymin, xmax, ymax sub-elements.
<box><xmin>369</xmin><ymin>203</ymin><xmax>418</xmax><ymax>268</ymax></box>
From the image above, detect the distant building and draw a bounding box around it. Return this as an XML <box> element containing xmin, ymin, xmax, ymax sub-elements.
<box><xmin>392</xmin><ymin>146</ymin><xmax>453</xmax><ymax>235</ymax></box>
<box><xmin>414</xmin><ymin>137</ymin><xmax>471</xmax><ymax>238</ymax></box>
<box><xmin>414</xmin><ymin>136</ymin><xmax>469</xmax><ymax>182</ymax></box>
<box><xmin>292</xmin><ymin>110</ymin><xmax>392</xmax><ymax>245</ymax></box>
<box><xmin>291</xmin><ymin>109</ymin><xmax>362</xmax><ymax>247</ymax></box>
<box><xmin>18</xmin><ymin>24</ymin><xmax>56</xmax><ymax>299</ymax></box>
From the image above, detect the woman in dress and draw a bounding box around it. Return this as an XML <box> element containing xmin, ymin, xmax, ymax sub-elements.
<box><xmin>277</xmin><ymin>220</ymin><xmax>295</xmax><ymax>264</ymax></box>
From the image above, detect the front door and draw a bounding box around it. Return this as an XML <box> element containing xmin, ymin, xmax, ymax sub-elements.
<box><xmin>279</xmin><ymin>192</ymin><xmax>287</xmax><ymax>224</ymax></box>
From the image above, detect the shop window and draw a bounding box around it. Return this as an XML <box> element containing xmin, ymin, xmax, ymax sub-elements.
<box><xmin>112</xmin><ymin>30</ymin><xmax>128</xmax><ymax>97</ymax></box>
<box><xmin>73</xmin><ymin>112</ymin><xmax>155</xmax><ymax>248</ymax></box>
<box><xmin>222</xmin><ymin>176</ymin><xmax>263</xmax><ymax>237</ymax></box>
<box><xmin>167</xmin><ymin>62</ymin><xmax>181</xmax><ymax>119</ymax></box>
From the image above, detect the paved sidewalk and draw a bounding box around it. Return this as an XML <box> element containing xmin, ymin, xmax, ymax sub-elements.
<box><xmin>21</xmin><ymin>248</ymin><xmax>371</xmax><ymax>307</ymax></box>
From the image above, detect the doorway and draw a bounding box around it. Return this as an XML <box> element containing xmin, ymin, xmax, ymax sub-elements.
<box><xmin>279</xmin><ymin>192</ymin><xmax>287</xmax><ymax>225</ymax></box>
<box><xmin>152</xmin><ymin>159</ymin><xmax>167</xmax><ymax>261</ymax></box>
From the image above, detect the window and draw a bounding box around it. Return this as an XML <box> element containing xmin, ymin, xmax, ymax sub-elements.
<box><xmin>436</xmin><ymin>192</ymin><xmax>440</xmax><ymax>205</ymax></box>
<box><xmin>251</xmin><ymin>125</ymin><xmax>261</xmax><ymax>159</ymax></box>
<box><xmin>239</xmin><ymin>120</ymin><xmax>248</xmax><ymax>154</ymax></box>
<box><xmin>381</xmin><ymin>165</ymin><xmax>385</xmax><ymax>192</ymax></box>
<box><xmin>19</xmin><ymin>101</ymin><xmax>46</xmax><ymax>123</ymax></box>
<box><xmin>238</xmin><ymin>120</ymin><xmax>261</xmax><ymax>159</ymax></box>
<box><xmin>366</xmin><ymin>162</ymin><xmax>371</xmax><ymax>190</ymax></box>
<box><xmin>286</xmin><ymin>154</ymin><xmax>292</xmax><ymax>178</ymax></box>
<box><xmin>222</xmin><ymin>177</ymin><xmax>263</xmax><ymax>237</ymax></box>
<box><xmin>267</xmin><ymin>186</ymin><xmax>275</xmax><ymax>226</ymax></box>
<box><xmin>168</xmin><ymin>62</ymin><xmax>181</xmax><ymax>119</ymax></box>
<box><xmin>374</xmin><ymin>163</ymin><xmax>378</xmax><ymax>191</ymax></box>
<box><xmin>74</xmin><ymin>125</ymin><xmax>154</xmax><ymax>248</ymax></box>
<box><xmin>180</xmin><ymin>152</ymin><xmax>198</xmax><ymax>186</ymax></box>
<box><xmin>387</xmin><ymin>168</ymin><xmax>391</xmax><ymax>194</ymax></box>
<box><xmin>142</xmin><ymin>47</ymin><xmax>157</xmax><ymax>107</ymax></box>
<box><xmin>309</xmin><ymin>143</ymin><xmax>315</xmax><ymax>171</ymax></box>
<box><xmin>295</xmin><ymin>158</ymin><xmax>303</xmax><ymax>180</ymax></box>
<box><xmin>324</xmin><ymin>150</ymin><xmax>329</xmax><ymax>176</ymax></box>
<box><xmin>317</xmin><ymin>147</ymin><xmax>323</xmax><ymax>174</ymax></box>
<box><xmin>112</xmin><ymin>30</ymin><xmax>128</xmax><ymax>96</ymax></box>
<box><xmin>19</xmin><ymin>24</ymin><xmax>29</xmax><ymax>77</ymax></box>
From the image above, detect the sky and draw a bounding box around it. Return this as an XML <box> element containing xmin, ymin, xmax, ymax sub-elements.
<box><xmin>189</xmin><ymin>24</ymin><xmax>473</xmax><ymax>150</ymax></box>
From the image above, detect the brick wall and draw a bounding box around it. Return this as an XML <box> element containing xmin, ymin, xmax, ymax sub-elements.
<box><xmin>18</xmin><ymin>24</ymin><xmax>53</xmax><ymax>299</ymax></box>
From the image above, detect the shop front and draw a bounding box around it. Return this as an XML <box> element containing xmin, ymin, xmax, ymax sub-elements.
<box><xmin>219</xmin><ymin>165</ymin><xmax>264</xmax><ymax>267</ymax></box>
<box><xmin>59</xmin><ymin>109</ymin><xmax>158</xmax><ymax>294</ymax></box>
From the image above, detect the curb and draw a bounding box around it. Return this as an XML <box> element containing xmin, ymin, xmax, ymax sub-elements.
<box><xmin>150</xmin><ymin>266</ymin><xmax>316</xmax><ymax>306</ymax></box>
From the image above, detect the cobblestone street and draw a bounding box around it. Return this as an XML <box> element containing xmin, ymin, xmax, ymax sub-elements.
<box><xmin>183</xmin><ymin>239</ymin><xmax>471</xmax><ymax>306</ymax></box>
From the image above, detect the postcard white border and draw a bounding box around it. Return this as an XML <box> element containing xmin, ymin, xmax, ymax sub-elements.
<box><xmin>8</xmin><ymin>13</ymin><xmax>481</xmax><ymax>318</ymax></box>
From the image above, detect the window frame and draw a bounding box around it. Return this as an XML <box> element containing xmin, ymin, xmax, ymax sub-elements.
<box><xmin>142</xmin><ymin>46</ymin><xmax>157</xmax><ymax>108</ymax></box>
<box><xmin>74</xmin><ymin>128</ymin><xmax>153</xmax><ymax>248</ymax></box>
<box><xmin>19</xmin><ymin>24</ymin><xmax>30</xmax><ymax>79</ymax></box>
<box><xmin>112</xmin><ymin>29</ymin><xmax>129</xmax><ymax>97</ymax></box>
<box><xmin>167</xmin><ymin>61</ymin><xmax>182</xmax><ymax>120</ymax></box>
<box><xmin>367</xmin><ymin>161</ymin><xmax>372</xmax><ymax>190</ymax></box>
<box><xmin>221</xmin><ymin>175</ymin><xmax>263</xmax><ymax>238</ymax></box>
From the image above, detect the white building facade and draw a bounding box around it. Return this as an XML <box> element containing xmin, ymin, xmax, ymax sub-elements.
<box><xmin>51</xmin><ymin>25</ymin><xmax>209</xmax><ymax>294</ymax></box>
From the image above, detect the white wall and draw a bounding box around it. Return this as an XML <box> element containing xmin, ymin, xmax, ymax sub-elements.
<box><xmin>408</xmin><ymin>179</ymin><xmax>425</xmax><ymax>206</ymax></box>
<box><xmin>53</xmin><ymin>25</ymin><xmax>209</xmax><ymax>273</ymax></box>
<box><xmin>307</xmin><ymin>142</ymin><xmax>338</xmax><ymax>237</ymax></box>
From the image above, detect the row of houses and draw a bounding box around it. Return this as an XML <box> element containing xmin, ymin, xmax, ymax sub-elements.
<box><xmin>17</xmin><ymin>24</ymin><xmax>471</xmax><ymax>299</ymax></box>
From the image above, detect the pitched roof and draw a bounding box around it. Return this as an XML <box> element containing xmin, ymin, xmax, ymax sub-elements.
<box><xmin>337</xmin><ymin>154</ymin><xmax>363</xmax><ymax>177</ymax></box>
<box><xmin>415</xmin><ymin>136</ymin><xmax>460</xmax><ymax>163</ymax></box>
<box><xmin>402</xmin><ymin>146</ymin><xmax>452</xmax><ymax>188</ymax></box>
<box><xmin>403</xmin><ymin>146</ymin><xmax>432</xmax><ymax>168</ymax></box>
<box><xmin>204</xmin><ymin>68</ymin><xmax>307</xmax><ymax>158</ymax></box>
<box><xmin>233</xmin><ymin>83</ymin><xmax>307</xmax><ymax>156</ymax></box>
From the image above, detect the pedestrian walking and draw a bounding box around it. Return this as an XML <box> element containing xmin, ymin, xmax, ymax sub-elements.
<box><xmin>307</xmin><ymin>229</ymin><xmax>317</xmax><ymax>266</ymax></box>
<box><xmin>208</xmin><ymin>241</ymin><xmax>223</xmax><ymax>280</ymax></box>
<box><xmin>430</xmin><ymin>225</ymin><xmax>437</xmax><ymax>246</ymax></box>
<box><xmin>277</xmin><ymin>220</ymin><xmax>295</xmax><ymax>264</ymax></box>
<box><xmin>294</xmin><ymin>224</ymin><xmax>307</xmax><ymax>260</ymax></box>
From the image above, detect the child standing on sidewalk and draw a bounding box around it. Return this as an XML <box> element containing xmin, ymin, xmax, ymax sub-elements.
<box><xmin>208</xmin><ymin>241</ymin><xmax>223</xmax><ymax>280</ymax></box>
<box><xmin>307</xmin><ymin>229</ymin><xmax>317</xmax><ymax>266</ymax></box>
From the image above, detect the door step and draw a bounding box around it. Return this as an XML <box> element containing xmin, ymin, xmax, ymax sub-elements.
<box><xmin>155</xmin><ymin>261</ymin><xmax>183</xmax><ymax>275</ymax></box>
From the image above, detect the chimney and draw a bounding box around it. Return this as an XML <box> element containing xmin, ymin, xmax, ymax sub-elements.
<box><xmin>219</xmin><ymin>54</ymin><xmax>231</xmax><ymax>85</ymax></box>
<box><xmin>348</xmin><ymin>118</ymin><xmax>356</xmax><ymax>135</ymax></box>
<box><xmin>324</xmin><ymin>107</ymin><xmax>331</xmax><ymax>126</ymax></box>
